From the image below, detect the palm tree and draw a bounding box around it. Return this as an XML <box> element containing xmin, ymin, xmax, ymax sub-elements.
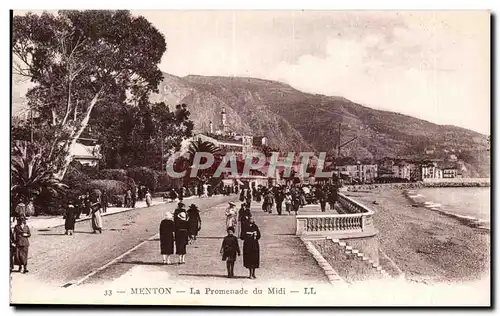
<box><xmin>11</xmin><ymin>142</ymin><xmax>68</xmax><ymax>215</ymax></box>
<box><xmin>184</xmin><ymin>139</ymin><xmax>222</xmax><ymax>181</ymax></box>
<box><xmin>188</xmin><ymin>139</ymin><xmax>222</xmax><ymax>158</ymax></box>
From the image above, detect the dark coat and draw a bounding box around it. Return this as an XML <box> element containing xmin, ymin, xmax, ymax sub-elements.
<box><xmin>221</xmin><ymin>235</ymin><xmax>240</xmax><ymax>262</ymax></box>
<box><xmin>240</xmin><ymin>223</ymin><xmax>261</xmax><ymax>269</ymax></box>
<box><xmin>159</xmin><ymin>219</ymin><xmax>175</xmax><ymax>255</ymax></box>
<box><xmin>175</xmin><ymin>220</ymin><xmax>189</xmax><ymax>255</ymax></box>
<box><xmin>14</xmin><ymin>224</ymin><xmax>31</xmax><ymax>265</ymax></box>
<box><xmin>13</xmin><ymin>224</ymin><xmax>30</xmax><ymax>247</ymax></box>
<box><xmin>187</xmin><ymin>208</ymin><xmax>201</xmax><ymax>237</ymax></box>
<box><xmin>64</xmin><ymin>207</ymin><xmax>76</xmax><ymax>230</ymax></box>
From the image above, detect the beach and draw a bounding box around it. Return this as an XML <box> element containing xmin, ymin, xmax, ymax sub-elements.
<box><xmin>345</xmin><ymin>188</ymin><xmax>490</xmax><ymax>284</ymax></box>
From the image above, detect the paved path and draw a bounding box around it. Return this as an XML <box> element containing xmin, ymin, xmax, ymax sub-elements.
<box><xmin>84</xmin><ymin>200</ymin><xmax>330</xmax><ymax>287</ymax></box>
<box><xmin>10</xmin><ymin>195</ymin><xmax>236</xmax><ymax>287</ymax></box>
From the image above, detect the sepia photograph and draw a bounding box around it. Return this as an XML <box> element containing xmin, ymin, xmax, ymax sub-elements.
<box><xmin>9</xmin><ymin>9</ymin><xmax>491</xmax><ymax>306</ymax></box>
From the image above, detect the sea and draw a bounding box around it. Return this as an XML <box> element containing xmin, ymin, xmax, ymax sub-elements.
<box><xmin>416</xmin><ymin>187</ymin><xmax>490</xmax><ymax>225</ymax></box>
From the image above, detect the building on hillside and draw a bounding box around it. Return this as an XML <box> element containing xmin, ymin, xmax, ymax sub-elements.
<box><xmin>376</xmin><ymin>157</ymin><xmax>395</xmax><ymax>179</ymax></box>
<box><xmin>421</xmin><ymin>162</ymin><xmax>443</xmax><ymax>179</ymax></box>
<box><xmin>176</xmin><ymin>108</ymin><xmax>260</xmax><ymax>158</ymax></box>
<box><xmin>438</xmin><ymin>162</ymin><xmax>458</xmax><ymax>178</ymax></box>
<box><xmin>337</xmin><ymin>162</ymin><xmax>378</xmax><ymax>184</ymax></box>
<box><xmin>408</xmin><ymin>163</ymin><xmax>422</xmax><ymax>181</ymax></box>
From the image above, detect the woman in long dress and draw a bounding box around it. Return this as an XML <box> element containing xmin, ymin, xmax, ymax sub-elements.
<box><xmin>89</xmin><ymin>202</ymin><xmax>103</xmax><ymax>234</ymax></box>
<box><xmin>240</xmin><ymin>216</ymin><xmax>261</xmax><ymax>279</ymax></box>
<box><xmin>13</xmin><ymin>217</ymin><xmax>31</xmax><ymax>273</ymax></box>
<box><xmin>145</xmin><ymin>191</ymin><xmax>152</xmax><ymax>207</ymax></box>
<box><xmin>159</xmin><ymin>211</ymin><xmax>175</xmax><ymax>264</ymax></box>
<box><xmin>64</xmin><ymin>204</ymin><xmax>77</xmax><ymax>235</ymax></box>
<box><xmin>225</xmin><ymin>202</ymin><xmax>238</xmax><ymax>232</ymax></box>
<box><xmin>174</xmin><ymin>210</ymin><xmax>190</xmax><ymax>264</ymax></box>
<box><xmin>187</xmin><ymin>204</ymin><xmax>202</xmax><ymax>242</ymax></box>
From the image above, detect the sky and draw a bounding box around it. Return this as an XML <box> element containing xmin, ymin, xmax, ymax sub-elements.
<box><xmin>136</xmin><ymin>10</ymin><xmax>490</xmax><ymax>135</ymax></box>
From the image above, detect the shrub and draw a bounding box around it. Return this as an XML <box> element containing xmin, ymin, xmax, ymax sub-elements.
<box><xmin>99</xmin><ymin>169</ymin><xmax>128</xmax><ymax>181</ymax></box>
<box><xmin>127</xmin><ymin>167</ymin><xmax>158</xmax><ymax>192</ymax></box>
<box><xmin>99</xmin><ymin>169</ymin><xmax>136</xmax><ymax>193</ymax></box>
<box><xmin>88</xmin><ymin>180</ymin><xmax>129</xmax><ymax>197</ymax></box>
<box><xmin>156</xmin><ymin>171</ymin><xmax>182</xmax><ymax>191</ymax></box>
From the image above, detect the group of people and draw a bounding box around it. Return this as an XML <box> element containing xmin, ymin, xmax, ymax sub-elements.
<box><xmin>238</xmin><ymin>183</ymin><xmax>339</xmax><ymax>215</ymax></box>
<box><xmin>222</xmin><ymin>201</ymin><xmax>261</xmax><ymax>279</ymax></box>
<box><xmin>159</xmin><ymin>202</ymin><xmax>202</xmax><ymax>265</ymax></box>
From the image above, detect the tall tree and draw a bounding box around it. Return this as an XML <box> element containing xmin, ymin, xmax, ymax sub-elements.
<box><xmin>13</xmin><ymin>10</ymin><xmax>166</xmax><ymax>178</ymax></box>
<box><xmin>91</xmin><ymin>102</ymin><xmax>193</xmax><ymax>169</ymax></box>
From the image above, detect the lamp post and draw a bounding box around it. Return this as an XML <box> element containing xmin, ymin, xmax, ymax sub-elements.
<box><xmin>335</xmin><ymin>123</ymin><xmax>358</xmax><ymax>186</ymax></box>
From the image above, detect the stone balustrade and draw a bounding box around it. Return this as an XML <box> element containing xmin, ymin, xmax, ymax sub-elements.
<box><xmin>296</xmin><ymin>193</ymin><xmax>376</xmax><ymax>237</ymax></box>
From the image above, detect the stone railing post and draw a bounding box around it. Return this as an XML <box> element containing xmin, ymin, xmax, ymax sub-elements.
<box><xmin>296</xmin><ymin>217</ymin><xmax>307</xmax><ymax>235</ymax></box>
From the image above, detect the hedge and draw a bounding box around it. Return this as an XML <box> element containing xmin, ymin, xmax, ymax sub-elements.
<box><xmin>88</xmin><ymin>179</ymin><xmax>129</xmax><ymax>197</ymax></box>
<box><xmin>127</xmin><ymin>167</ymin><xmax>158</xmax><ymax>192</ymax></box>
<box><xmin>99</xmin><ymin>169</ymin><xmax>136</xmax><ymax>193</ymax></box>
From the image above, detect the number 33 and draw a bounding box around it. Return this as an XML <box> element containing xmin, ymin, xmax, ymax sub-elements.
<box><xmin>104</xmin><ymin>290</ymin><xmax>112</xmax><ymax>296</ymax></box>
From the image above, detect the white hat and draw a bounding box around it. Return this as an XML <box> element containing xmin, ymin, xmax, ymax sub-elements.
<box><xmin>164</xmin><ymin>211</ymin><xmax>174</xmax><ymax>221</ymax></box>
<box><xmin>178</xmin><ymin>212</ymin><xmax>187</xmax><ymax>221</ymax></box>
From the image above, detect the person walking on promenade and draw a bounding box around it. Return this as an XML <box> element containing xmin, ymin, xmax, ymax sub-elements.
<box><xmin>187</xmin><ymin>204</ymin><xmax>202</xmax><ymax>243</ymax></box>
<box><xmin>245</xmin><ymin>189</ymin><xmax>252</xmax><ymax>208</ymax></box>
<box><xmin>64</xmin><ymin>204</ymin><xmax>77</xmax><ymax>235</ymax></box>
<box><xmin>292</xmin><ymin>193</ymin><xmax>300</xmax><ymax>215</ymax></box>
<box><xmin>159</xmin><ymin>211</ymin><xmax>175</xmax><ymax>265</ymax></box>
<box><xmin>284</xmin><ymin>192</ymin><xmax>292</xmax><ymax>215</ymax></box>
<box><xmin>101</xmin><ymin>191</ymin><xmax>108</xmax><ymax>213</ymax></box>
<box><xmin>145</xmin><ymin>190</ymin><xmax>152</xmax><ymax>207</ymax></box>
<box><xmin>13</xmin><ymin>217</ymin><xmax>31</xmax><ymax>273</ymax></box>
<box><xmin>265</xmin><ymin>190</ymin><xmax>275</xmax><ymax>214</ymax></box>
<box><xmin>177</xmin><ymin>187</ymin><xmax>184</xmax><ymax>202</ymax></box>
<box><xmin>275</xmin><ymin>188</ymin><xmax>284</xmax><ymax>215</ymax></box>
<box><xmin>238</xmin><ymin>203</ymin><xmax>252</xmax><ymax>234</ymax></box>
<box><xmin>89</xmin><ymin>201</ymin><xmax>103</xmax><ymax>234</ymax></box>
<box><xmin>316</xmin><ymin>187</ymin><xmax>327</xmax><ymax>212</ymax></box>
<box><xmin>202</xmin><ymin>183</ymin><xmax>209</xmax><ymax>198</ymax></box>
<box><xmin>328</xmin><ymin>185</ymin><xmax>338</xmax><ymax>211</ymax></box>
<box><xmin>240</xmin><ymin>216</ymin><xmax>261</xmax><ymax>279</ymax></box>
<box><xmin>174</xmin><ymin>209</ymin><xmax>190</xmax><ymax>264</ymax></box>
<box><xmin>220</xmin><ymin>227</ymin><xmax>241</xmax><ymax>278</ymax></box>
<box><xmin>174</xmin><ymin>202</ymin><xmax>186</xmax><ymax>222</ymax></box>
<box><xmin>225</xmin><ymin>202</ymin><xmax>238</xmax><ymax>232</ymax></box>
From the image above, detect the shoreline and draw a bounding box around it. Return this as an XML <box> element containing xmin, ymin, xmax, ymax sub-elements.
<box><xmin>402</xmin><ymin>189</ymin><xmax>490</xmax><ymax>231</ymax></box>
<box><xmin>345</xmin><ymin>188</ymin><xmax>490</xmax><ymax>284</ymax></box>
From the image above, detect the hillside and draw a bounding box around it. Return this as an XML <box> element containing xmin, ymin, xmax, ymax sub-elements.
<box><xmin>149</xmin><ymin>73</ymin><xmax>489</xmax><ymax>176</ymax></box>
<box><xmin>11</xmin><ymin>72</ymin><xmax>490</xmax><ymax>177</ymax></box>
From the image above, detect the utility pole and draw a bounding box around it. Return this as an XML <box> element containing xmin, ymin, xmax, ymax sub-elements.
<box><xmin>160</xmin><ymin>129</ymin><xmax>164</xmax><ymax>171</ymax></box>
<box><xmin>335</xmin><ymin>123</ymin><xmax>358</xmax><ymax>186</ymax></box>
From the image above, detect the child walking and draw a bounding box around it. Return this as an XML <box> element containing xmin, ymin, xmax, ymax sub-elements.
<box><xmin>220</xmin><ymin>227</ymin><xmax>240</xmax><ymax>278</ymax></box>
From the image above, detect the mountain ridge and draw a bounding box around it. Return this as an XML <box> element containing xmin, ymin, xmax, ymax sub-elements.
<box><xmin>11</xmin><ymin>72</ymin><xmax>490</xmax><ymax>176</ymax></box>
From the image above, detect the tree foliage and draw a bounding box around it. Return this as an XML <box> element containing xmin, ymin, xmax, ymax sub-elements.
<box><xmin>13</xmin><ymin>10</ymin><xmax>167</xmax><ymax>178</ymax></box>
<box><xmin>11</xmin><ymin>142</ymin><xmax>68</xmax><ymax>213</ymax></box>
<box><xmin>93</xmin><ymin>102</ymin><xmax>193</xmax><ymax>170</ymax></box>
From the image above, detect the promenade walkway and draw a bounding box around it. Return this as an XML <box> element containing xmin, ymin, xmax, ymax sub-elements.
<box><xmin>84</xmin><ymin>200</ymin><xmax>331</xmax><ymax>287</ymax></box>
